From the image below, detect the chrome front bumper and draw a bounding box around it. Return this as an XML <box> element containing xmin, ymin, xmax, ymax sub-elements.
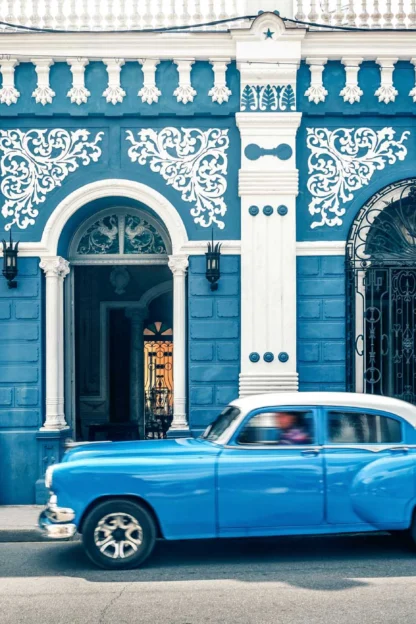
<box><xmin>38</xmin><ymin>494</ymin><xmax>77</xmax><ymax>540</ymax></box>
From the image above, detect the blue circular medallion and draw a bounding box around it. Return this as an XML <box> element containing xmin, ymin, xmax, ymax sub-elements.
<box><xmin>249</xmin><ymin>205</ymin><xmax>259</xmax><ymax>216</ymax></box>
<box><xmin>277</xmin><ymin>205</ymin><xmax>288</xmax><ymax>216</ymax></box>
<box><xmin>278</xmin><ymin>352</ymin><xmax>289</xmax><ymax>363</ymax></box>
<box><xmin>263</xmin><ymin>352</ymin><xmax>274</xmax><ymax>363</ymax></box>
<box><xmin>263</xmin><ymin>205</ymin><xmax>273</xmax><ymax>216</ymax></box>
<box><xmin>276</xmin><ymin>144</ymin><xmax>293</xmax><ymax>160</ymax></box>
<box><xmin>249</xmin><ymin>352</ymin><xmax>260</xmax><ymax>363</ymax></box>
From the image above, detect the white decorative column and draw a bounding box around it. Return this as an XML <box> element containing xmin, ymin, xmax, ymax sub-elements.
<box><xmin>127</xmin><ymin>307</ymin><xmax>147</xmax><ymax>439</ymax></box>
<box><xmin>234</xmin><ymin>13</ymin><xmax>305</xmax><ymax>396</ymax></box>
<box><xmin>168</xmin><ymin>255</ymin><xmax>189</xmax><ymax>431</ymax></box>
<box><xmin>40</xmin><ymin>257</ymin><xmax>70</xmax><ymax>430</ymax></box>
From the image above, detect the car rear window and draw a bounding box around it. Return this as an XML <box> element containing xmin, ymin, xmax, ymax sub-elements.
<box><xmin>327</xmin><ymin>411</ymin><xmax>402</xmax><ymax>444</ymax></box>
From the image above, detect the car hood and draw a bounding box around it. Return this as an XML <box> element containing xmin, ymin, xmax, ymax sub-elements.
<box><xmin>61</xmin><ymin>437</ymin><xmax>217</xmax><ymax>463</ymax></box>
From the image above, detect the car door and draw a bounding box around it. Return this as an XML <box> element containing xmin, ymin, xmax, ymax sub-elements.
<box><xmin>324</xmin><ymin>407</ymin><xmax>414</xmax><ymax>526</ymax></box>
<box><xmin>217</xmin><ymin>406</ymin><xmax>325</xmax><ymax>535</ymax></box>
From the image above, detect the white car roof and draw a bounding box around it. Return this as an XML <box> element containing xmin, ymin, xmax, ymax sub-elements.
<box><xmin>230</xmin><ymin>392</ymin><xmax>416</xmax><ymax>428</ymax></box>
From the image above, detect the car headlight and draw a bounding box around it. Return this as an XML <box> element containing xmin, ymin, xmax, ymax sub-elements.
<box><xmin>45</xmin><ymin>465</ymin><xmax>55</xmax><ymax>490</ymax></box>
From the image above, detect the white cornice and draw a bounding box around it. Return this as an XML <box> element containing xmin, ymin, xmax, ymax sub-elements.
<box><xmin>302</xmin><ymin>31</ymin><xmax>416</xmax><ymax>60</ymax></box>
<box><xmin>236</xmin><ymin>112</ymin><xmax>302</xmax><ymax>133</ymax></box>
<box><xmin>296</xmin><ymin>241</ymin><xmax>346</xmax><ymax>256</ymax></box>
<box><xmin>0</xmin><ymin>32</ymin><xmax>235</xmax><ymax>61</ymax></box>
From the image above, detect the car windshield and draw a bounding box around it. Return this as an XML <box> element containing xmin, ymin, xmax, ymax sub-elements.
<box><xmin>200</xmin><ymin>406</ymin><xmax>241</xmax><ymax>442</ymax></box>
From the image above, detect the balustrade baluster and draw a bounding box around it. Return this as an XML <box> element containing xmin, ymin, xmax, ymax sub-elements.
<box><xmin>178</xmin><ymin>0</ymin><xmax>190</xmax><ymax>27</ymax></box>
<box><xmin>118</xmin><ymin>0</ymin><xmax>127</xmax><ymax>29</ymax></box>
<box><xmin>217</xmin><ymin>0</ymin><xmax>227</xmax><ymax>30</ymax></box>
<box><xmin>142</xmin><ymin>0</ymin><xmax>153</xmax><ymax>28</ymax></box>
<box><xmin>333</xmin><ymin>0</ymin><xmax>343</xmax><ymax>26</ymax></box>
<box><xmin>16</xmin><ymin>0</ymin><xmax>26</xmax><ymax>27</ymax></box>
<box><xmin>31</xmin><ymin>0</ymin><xmax>41</xmax><ymax>27</ymax></box>
<box><xmin>409</xmin><ymin>0</ymin><xmax>416</xmax><ymax>27</ymax></box>
<box><xmin>130</xmin><ymin>0</ymin><xmax>141</xmax><ymax>28</ymax></box>
<box><xmin>345</xmin><ymin>0</ymin><xmax>356</xmax><ymax>26</ymax></box>
<box><xmin>383</xmin><ymin>0</ymin><xmax>393</xmax><ymax>28</ymax></box>
<box><xmin>154</xmin><ymin>0</ymin><xmax>164</xmax><ymax>29</ymax></box>
<box><xmin>80</xmin><ymin>0</ymin><xmax>90</xmax><ymax>30</ymax></box>
<box><xmin>103</xmin><ymin>0</ymin><xmax>113</xmax><ymax>29</ymax></box>
<box><xmin>371</xmin><ymin>0</ymin><xmax>381</xmax><ymax>28</ymax></box>
<box><xmin>93</xmin><ymin>0</ymin><xmax>101</xmax><ymax>30</ymax></box>
<box><xmin>295</xmin><ymin>0</ymin><xmax>305</xmax><ymax>23</ymax></box>
<box><xmin>359</xmin><ymin>0</ymin><xmax>369</xmax><ymax>27</ymax></box>
<box><xmin>68</xmin><ymin>0</ymin><xmax>78</xmax><ymax>29</ymax></box>
<box><xmin>205</xmin><ymin>0</ymin><xmax>216</xmax><ymax>23</ymax></box>
<box><xmin>166</xmin><ymin>0</ymin><xmax>176</xmax><ymax>28</ymax></box>
<box><xmin>192</xmin><ymin>0</ymin><xmax>203</xmax><ymax>26</ymax></box>
<box><xmin>308</xmin><ymin>0</ymin><xmax>318</xmax><ymax>23</ymax></box>
<box><xmin>5</xmin><ymin>0</ymin><xmax>15</xmax><ymax>27</ymax></box>
<box><xmin>55</xmin><ymin>0</ymin><xmax>65</xmax><ymax>29</ymax></box>
<box><xmin>396</xmin><ymin>0</ymin><xmax>406</xmax><ymax>28</ymax></box>
<box><xmin>320</xmin><ymin>0</ymin><xmax>330</xmax><ymax>26</ymax></box>
<box><xmin>43</xmin><ymin>0</ymin><xmax>54</xmax><ymax>28</ymax></box>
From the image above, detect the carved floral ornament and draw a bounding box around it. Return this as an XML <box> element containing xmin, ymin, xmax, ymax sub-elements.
<box><xmin>0</xmin><ymin>128</ymin><xmax>103</xmax><ymax>230</ymax></box>
<box><xmin>126</xmin><ymin>127</ymin><xmax>229</xmax><ymax>230</ymax></box>
<box><xmin>306</xmin><ymin>127</ymin><xmax>410</xmax><ymax>229</ymax></box>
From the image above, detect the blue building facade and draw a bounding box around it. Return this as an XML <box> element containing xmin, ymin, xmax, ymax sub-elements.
<box><xmin>1</xmin><ymin>8</ymin><xmax>416</xmax><ymax>502</ymax></box>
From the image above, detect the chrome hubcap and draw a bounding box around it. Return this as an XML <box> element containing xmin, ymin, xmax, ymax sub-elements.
<box><xmin>94</xmin><ymin>512</ymin><xmax>143</xmax><ymax>559</ymax></box>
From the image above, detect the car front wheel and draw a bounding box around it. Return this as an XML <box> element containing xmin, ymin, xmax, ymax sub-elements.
<box><xmin>82</xmin><ymin>499</ymin><xmax>157</xmax><ymax>569</ymax></box>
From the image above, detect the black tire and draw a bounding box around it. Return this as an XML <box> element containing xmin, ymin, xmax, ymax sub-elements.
<box><xmin>82</xmin><ymin>499</ymin><xmax>156</xmax><ymax>570</ymax></box>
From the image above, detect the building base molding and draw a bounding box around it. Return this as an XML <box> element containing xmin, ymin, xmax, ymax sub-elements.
<box><xmin>167</xmin><ymin>428</ymin><xmax>190</xmax><ymax>439</ymax></box>
<box><xmin>35</xmin><ymin>429</ymin><xmax>72</xmax><ymax>504</ymax></box>
<box><xmin>239</xmin><ymin>373</ymin><xmax>299</xmax><ymax>397</ymax></box>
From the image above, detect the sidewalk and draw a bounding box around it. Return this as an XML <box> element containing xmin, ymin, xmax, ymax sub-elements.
<box><xmin>0</xmin><ymin>505</ymin><xmax>44</xmax><ymax>542</ymax></box>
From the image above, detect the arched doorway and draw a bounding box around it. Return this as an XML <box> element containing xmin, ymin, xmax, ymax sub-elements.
<box><xmin>346</xmin><ymin>179</ymin><xmax>416</xmax><ymax>403</ymax></box>
<box><xmin>68</xmin><ymin>207</ymin><xmax>174</xmax><ymax>441</ymax></box>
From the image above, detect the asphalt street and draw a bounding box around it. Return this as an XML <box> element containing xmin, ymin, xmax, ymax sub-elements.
<box><xmin>1</xmin><ymin>533</ymin><xmax>416</xmax><ymax>624</ymax></box>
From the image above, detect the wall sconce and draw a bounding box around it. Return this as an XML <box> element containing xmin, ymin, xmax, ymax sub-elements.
<box><xmin>2</xmin><ymin>230</ymin><xmax>19</xmax><ymax>289</ymax></box>
<box><xmin>205</xmin><ymin>231</ymin><xmax>221</xmax><ymax>291</ymax></box>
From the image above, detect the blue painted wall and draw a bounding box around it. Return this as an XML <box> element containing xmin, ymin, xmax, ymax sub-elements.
<box><xmin>297</xmin><ymin>256</ymin><xmax>346</xmax><ymax>392</ymax></box>
<box><xmin>188</xmin><ymin>255</ymin><xmax>240</xmax><ymax>434</ymax></box>
<box><xmin>0</xmin><ymin>258</ymin><xmax>42</xmax><ymax>504</ymax></box>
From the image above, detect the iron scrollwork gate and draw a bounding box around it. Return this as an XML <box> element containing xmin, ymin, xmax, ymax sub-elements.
<box><xmin>347</xmin><ymin>183</ymin><xmax>416</xmax><ymax>404</ymax></box>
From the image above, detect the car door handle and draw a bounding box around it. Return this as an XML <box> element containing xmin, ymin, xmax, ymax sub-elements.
<box><xmin>389</xmin><ymin>446</ymin><xmax>409</xmax><ymax>453</ymax></box>
<box><xmin>301</xmin><ymin>448</ymin><xmax>321</xmax><ymax>456</ymax></box>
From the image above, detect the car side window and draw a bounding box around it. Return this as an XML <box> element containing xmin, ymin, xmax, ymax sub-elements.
<box><xmin>327</xmin><ymin>411</ymin><xmax>402</xmax><ymax>444</ymax></box>
<box><xmin>237</xmin><ymin>410</ymin><xmax>314</xmax><ymax>446</ymax></box>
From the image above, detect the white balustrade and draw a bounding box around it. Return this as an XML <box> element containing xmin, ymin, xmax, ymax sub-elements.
<box><xmin>4</xmin><ymin>1</ymin><xmax>416</xmax><ymax>31</ymax></box>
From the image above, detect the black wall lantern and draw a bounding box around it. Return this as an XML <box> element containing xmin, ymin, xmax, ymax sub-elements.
<box><xmin>2</xmin><ymin>230</ymin><xmax>19</xmax><ymax>289</ymax></box>
<box><xmin>205</xmin><ymin>231</ymin><xmax>221</xmax><ymax>291</ymax></box>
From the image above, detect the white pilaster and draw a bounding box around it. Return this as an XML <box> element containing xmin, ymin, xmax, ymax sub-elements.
<box><xmin>168</xmin><ymin>254</ymin><xmax>189</xmax><ymax>430</ymax></box>
<box><xmin>234</xmin><ymin>13</ymin><xmax>305</xmax><ymax>397</ymax></box>
<box><xmin>40</xmin><ymin>257</ymin><xmax>70</xmax><ymax>430</ymax></box>
<box><xmin>67</xmin><ymin>58</ymin><xmax>90</xmax><ymax>105</ymax></box>
<box><xmin>31</xmin><ymin>58</ymin><xmax>55</xmax><ymax>106</ymax></box>
<box><xmin>0</xmin><ymin>58</ymin><xmax>20</xmax><ymax>106</ymax></box>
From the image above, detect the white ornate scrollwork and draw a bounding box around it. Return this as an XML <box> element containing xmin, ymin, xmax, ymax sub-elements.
<box><xmin>126</xmin><ymin>127</ymin><xmax>229</xmax><ymax>229</ymax></box>
<box><xmin>307</xmin><ymin>127</ymin><xmax>410</xmax><ymax>229</ymax></box>
<box><xmin>0</xmin><ymin>128</ymin><xmax>104</xmax><ymax>230</ymax></box>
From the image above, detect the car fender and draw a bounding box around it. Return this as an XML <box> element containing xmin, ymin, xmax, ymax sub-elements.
<box><xmin>350</xmin><ymin>453</ymin><xmax>416</xmax><ymax>527</ymax></box>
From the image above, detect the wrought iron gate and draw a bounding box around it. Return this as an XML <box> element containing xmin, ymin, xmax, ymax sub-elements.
<box><xmin>143</xmin><ymin>322</ymin><xmax>173</xmax><ymax>438</ymax></box>
<box><xmin>347</xmin><ymin>183</ymin><xmax>416</xmax><ymax>404</ymax></box>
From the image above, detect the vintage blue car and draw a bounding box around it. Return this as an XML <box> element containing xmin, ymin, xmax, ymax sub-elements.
<box><xmin>39</xmin><ymin>392</ymin><xmax>416</xmax><ymax>569</ymax></box>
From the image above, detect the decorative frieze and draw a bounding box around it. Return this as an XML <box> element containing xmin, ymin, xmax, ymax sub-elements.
<box><xmin>67</xmin><ymin>58</ymin><xmax>90</xmax><ymax>105</ymax></box>
<box><xmin>0</xmin><ymin>58</ymin><xmax>20</xmax><ymax>106</ymax></box>
<box><xmin>307</xmin><ymin>127</ymin><xmax>409</xmax><ymax>228</ymax></box>
<box><xmin>0</xmin><ymin>129</ymin><xmax>103</xmax><ymax>230</ymax></box>
<box><xmin>173</xmin><ymin>60</ymin><xmax>196</xmax><ymax>104</ymax></box>
<box><xmin>138</xmin><ymin>59</ymin><xmax>161</xmax><ymax>105</ymax></box>
<box><xmin>340</xmin><ymin>57</ymin><xmax>363</xmax><ymax>104</ymax></box>
<box><xmin>126</xmin><ymin>127</ymin><xmax>229</xmax><ymax>229</ymax></box>
<box><xmin>304</xmin><ymin>58</ymin><xmax>328</xmax><ymax>104</ymax></box>
<box><xmin>103</xmin><ymin>58</ymin><xmax>126</xmax><ymax>105</ymax></box>
<box><xmin>208</xmin><ymin>60</ymin><xmax>231</xmax><ymax>104</ymax></box>
<box><xmin>375</xmin><ymin>57</ymin><xmax>398</xmax><ymax>104</ymax></box>
<box><xmin>31</xmin><ymin>58</ymin><xmax>55</xmax><ymax>105</ymax></box>
<box><xmin>241</xmin><ymin>84</ymin><xmax>295</xmax><ymax>112</ymax></box>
